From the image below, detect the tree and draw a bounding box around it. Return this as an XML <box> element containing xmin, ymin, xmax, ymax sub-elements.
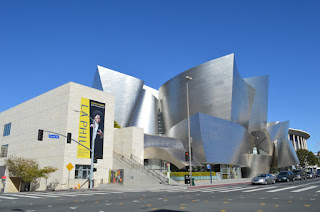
<box><xmin>114</xmin><ymin>120</ymin><xmax>121</xmax><ymax>128</ymax></box>
<box><xmin>40</xmin><ymin>166</ymin><xmax>58</xmax><ymax>190</ymax></box>
<box><xmin>4</xmin><ymin>156</ymin><xmax>58</xmax><ymax>191</ymax></box>
<box><xmin>296</xmin><ymin>149</ymin><xmax>318</xmax><ymax>167</ymax></box>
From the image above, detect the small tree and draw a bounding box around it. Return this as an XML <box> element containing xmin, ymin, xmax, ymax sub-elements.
<box><xmin>114</xmin><ymin>120</ymin><xmax>121</xmax><ymax>128</ymax></box>
<box><xmin>5</xmin><ymin>156</ymin><xmax>58</xmax><ymax>191</ymax></box>
<box><xmin>40</xmin><ymin>166</ymin><xmax>58</xmax><ymax>190</ymax></box>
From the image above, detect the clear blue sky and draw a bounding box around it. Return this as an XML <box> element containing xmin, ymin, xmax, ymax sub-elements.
<box><xmin>1</xmin><ymin>1</ymin><xmax>319</xmax><ymax>152</ymax></box>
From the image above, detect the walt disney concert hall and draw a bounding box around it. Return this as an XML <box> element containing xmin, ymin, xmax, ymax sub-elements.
<box><xmin>92</xmin><ymin>53</ymin><xmax>299</xmax><ymax>177</ymax></box>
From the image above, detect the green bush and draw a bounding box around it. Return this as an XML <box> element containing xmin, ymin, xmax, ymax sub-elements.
<box><xmin>168</xmin><ymin>172</ymin><xmax>216</xmax><ymax>177</ymax></box>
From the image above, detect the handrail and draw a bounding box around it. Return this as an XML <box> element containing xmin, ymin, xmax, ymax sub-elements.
<box><xmin>113</xmin><ymin>151</ymin><xmax>167</xmax><ymax>184</ymax></box>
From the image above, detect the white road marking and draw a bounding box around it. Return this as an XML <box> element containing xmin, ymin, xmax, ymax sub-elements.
<box><xmin>26</xmin><ymin>193</ymin><xmax>60</xmax><ymax>198</ymax></box>
<box><xmin>0</xmin><ymin>196</ymin><xmax>18</xmax><ymax>200</ymax></box>
<box><xmin>219</xmin><ymin>187</ymin><xmax>255</xmax><ymax>193</ymax></box>
<box><xmin>4</xmin><ymin>194</ymin><xmax>42</xmax><ymax>199</ymax></box>
<box><xmin>291</xmin><ymin>186</ymin><xmax>318</xmax><ymax>193</ymax></box>
<box><xmin>242</xmin><ymin>186</ymin><xmax>277</xmax><ymax>193</ymax></box>
<box><xmin>267</xmin><ymin>185</ymin><xmax>302</xmax><ymax>193</ymax></box>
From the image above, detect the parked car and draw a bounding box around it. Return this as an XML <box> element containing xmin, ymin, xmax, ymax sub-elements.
<box><xmin>316</xmin><ymin>170</ymin><xmax>320</xmax><ymax>177</ymax></box>
<box><xmin>306</xmin><ymin>171</ymin><xmax>316</xmax><ymax>179</ymax></box>
<box><xmin>251</xmin><ymin>173</ymin><xmax>276</xmax><ymax>185</ymax></box>
<box><xmin>292</xmin><ymin>170</ymin><xmax>306</xmax><ymax>180</ymax></box>
<box><xmin>276</xmin><ymin>171</ymin><xmax>295</xmax><ymax>182</ymax></box>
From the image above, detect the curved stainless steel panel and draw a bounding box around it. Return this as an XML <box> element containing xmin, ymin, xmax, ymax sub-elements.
<box><xmin>131</xmin><ymin>86</ymin><xmax>158</xmax><ymax>135</ymax></box>
<box><xmin>251</xmin><ymin>129</ymin><xmax>273</xmax><ymax>155</ymax></box>
<box><xmin>159</xmin><ymin>54</ymin><xmax>235</xmax><ymax>132</ymax></box>
<box><xmin>144</xmin><ymin>134</ymin><xmax>199</xmax><ymax>169</ymax></box>
<box><xmin>167</xmin><ymin>113</ymin><xmax>255</xmax><ymax>167</ymax></box>
<box><xmin>159</xmin><ymin>53</ymin><xmax>255</xmax><ymax>132</ymax></box>
<box><xmin>92</xmin><ymin>65</ymin><xmax>144</xmax><ymax>128</ymax></box>
<box><xmin>244</xmin><ymin>154</ymin><xmax>273</xmax><ymax>177</ymax></box>
<box><xmin>231</xmin><ymin>65</ymin><xmax>255</xmax><ymax>129</ymax></box>
<box><xmin>144</xmin><ymin>147</ymin><xmax>200</xmax><ymax>169</ymax></box>
<box><xmin>244</xmin><ymin>76</ymin><xmax>269</xmax><ymax>133</ymax></box>
<box><xmin>265</xmin><ymin>121</ymin><xmax>299</xmax><ymax>168</ymax></box>
<box><xmin>144</xmin><ymin>134</ymin><xmax>185</xmax><ymax>149</ymax></box>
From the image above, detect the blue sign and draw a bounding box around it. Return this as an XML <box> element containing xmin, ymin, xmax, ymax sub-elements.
<box><xmin>207</xmin><ymin>164</ymin><xmax>211</xmax><ymax>169</ymax></box>
<box><xmin>49</xmin><ymin>134</ymin><xmax>59</xmax><ymax>139</ymax></box>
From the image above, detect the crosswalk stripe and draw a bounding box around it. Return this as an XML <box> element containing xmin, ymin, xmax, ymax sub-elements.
<box><xmin>291</xmin><ymin>186</ymin><xmax>318</xmax><ymax>193</ymax></box>
<box><xmin>4</xmin><ymin>194</ymin><xmax>42</xmax><ymax>198</ymax></box>
<box><xmin>242</xmin><ymin>186</ymin><xmax>277</xmax><ymax>193</ymax></box>
<box><xmin>25</xmin><ymin>193</ymin><xmax>60</xmax><ymax>198</ymax></box>
<box><xmin>59</xmin><ymin>193</ymin><xmax>95</xmax><ymax>196</ymax></box>
<box><xmin>0</xmin><ymin>195</ymin><xmax>18</xmax><ymax>200</ymax></box>
<box><xmin>266</xmin><ymin>185</ymin><xmax>302</xmax><ymax>193</ymax></box>
<box><xmin>220</xmin><ymin>187</ymin><xmax>256</xmax><ymax>193</ymax></box>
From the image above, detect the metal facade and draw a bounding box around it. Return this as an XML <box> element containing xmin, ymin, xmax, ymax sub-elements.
<box><xmin>93</xmin><ymin>53</ymin><xmax>300</xmax><ymax>177</ymax></box>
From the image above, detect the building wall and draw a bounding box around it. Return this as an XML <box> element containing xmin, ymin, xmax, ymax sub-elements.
<box><xmin>288</xmin><ymin>128</ymin><xmax>310</xmax><ymax>151</ymax></box>
<box><xmin>0</xmin><ymin>82</ymin><xmax>114</xmax><ymax>192</ymax></box>
<box><xmin>113</xmin><ymin>127</ymin><xmax>144</xmax><ymax>164</ymax></box>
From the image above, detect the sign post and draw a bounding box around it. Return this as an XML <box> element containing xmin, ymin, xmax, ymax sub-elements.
<box><xmin>66</xmin><ymin>163</ymin><xmax>74</xmax><ymax>189</ymax></box>
<box><xmin>1</xmin><ymin>176</ymin><xmax>6</xmax><ymax>193</ymax></box>
<box><xmin>166</xmin><ymin>163</ymin><xmax>171</xmax><ymax>185</ymax></box>
<box><xmin>207</xmin><ymin>164</ymin><xmax>212</xmax><ymax>184</ymax></box>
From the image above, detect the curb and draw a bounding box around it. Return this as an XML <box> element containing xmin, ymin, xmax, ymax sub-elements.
<box><xmin>187</xmin><ymin>181</ymin><xmax>251</xmax><ymax>189</ymax></box>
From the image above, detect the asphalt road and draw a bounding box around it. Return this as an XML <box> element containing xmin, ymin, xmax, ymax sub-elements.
<box><xmin>0</xmin><ymin>178</ymin><xmax>319</xmax><ymax>212</ymax></box>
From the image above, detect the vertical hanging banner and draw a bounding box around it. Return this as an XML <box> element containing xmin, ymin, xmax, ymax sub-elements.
<box><xmin>77</xmin><ymin>98</ymin><xmax>105</xmax><ymax>159</ymax></box>
<box><xmin>89</xmin><ymin>100</ymin><xmax>105</xmax><ymax>159</ymax></box>
<box><xmin>77</xmin><ymin>98</ymin><xmax>90</xmax><ymax>158</ymax></box>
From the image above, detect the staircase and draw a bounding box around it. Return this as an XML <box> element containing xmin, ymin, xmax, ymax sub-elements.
<box><xmin>113</xmin><ymin>151</ymin><xmax>171</xmax><ymax>184</ymax></box>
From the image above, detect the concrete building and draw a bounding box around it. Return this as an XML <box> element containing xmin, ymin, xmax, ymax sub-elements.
<box><xmin>1</xmin><ymin>54</ymin><xmax>306</xmax><ymax>192</ymax></box>
<box><xmin>0</xmin><ymin>82</ymin><xmax>115</xmax><ymax>192</ymax></box>
<box><xmin>288</xmin><ymin>128</ymin><xmax>310</xmax><ymax>151</ymax></box>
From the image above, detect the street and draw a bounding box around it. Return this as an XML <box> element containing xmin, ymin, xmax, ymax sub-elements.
<box><xmin>0</xmin><ymin>178</ymin><xmax>319</xmax><ymax>212</ymax></box>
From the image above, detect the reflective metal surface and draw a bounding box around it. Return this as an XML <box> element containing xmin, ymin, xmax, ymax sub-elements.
<box><xmin>131</xmin><ymin>86</ymin><xmax>159</xmax><ymax>135</ymax></box>
<box><xmin>167</xmin><ymin>113</ymin><xmax>255</xmax><ymax>167</ymax></box>
<box><xmin>265</xmin><ymin>121</ymin><xmax>300</xmax><ymax>168</ymax></box>
<box><xmin>144</xmin><ymin>134</ymin><xmax>199</xmax><ymax>169</ymax></box>
<box><xmin>91</xmin><ymin>54</ymin><xmax>300</xmax><ymax>174</ymax></box>
<box><xmin>92</xmin><ymin>66</ymin><xmax>144</xmax><ymax>128</ymax></box>
<box><xmin>244</xmin><ymin>75</ymin><xmax>269</xmax><ymax>133</ymax></box>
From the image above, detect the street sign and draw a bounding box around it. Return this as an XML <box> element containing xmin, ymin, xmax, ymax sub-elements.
<box><xmin>66</xmin><ymin>163</ymin><xmax>74</xmax><ymax>171</ymax></box>
<box><xmin>49</xmin><ymin>134</ymin><xmax>59</xmax><ymax>139</ymax></box>
<box><xmin>207</xmin><ymin>164</ymin><xmax>211</xmax><ymax>169</ymax></box>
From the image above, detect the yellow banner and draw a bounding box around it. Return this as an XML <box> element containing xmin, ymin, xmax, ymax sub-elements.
<box><xmin>77</xmin><ymin>98</ymin><xmax>90</xmax><ymax>158</ymax></box>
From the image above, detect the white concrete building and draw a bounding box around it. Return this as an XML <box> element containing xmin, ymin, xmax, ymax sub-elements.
<box><xmin>288</xmin><ymin>128</ymin><xmax>310</xmax><ymax>151</ymax></box>
<box><xmin>0</xmin><ymin>82</ymin><xmax>115</xmax><ymax>192</ymax></box>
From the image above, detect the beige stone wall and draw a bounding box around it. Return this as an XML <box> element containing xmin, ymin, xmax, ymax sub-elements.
<box><xmin>0</xmin><ymin>82</ymin><xmax>114</xmax><ymax>192</ymax></box>
<box><xmin>113</xmin><ymin>127</ymin><xmax>144</xmax><ymax>164</ymax></box>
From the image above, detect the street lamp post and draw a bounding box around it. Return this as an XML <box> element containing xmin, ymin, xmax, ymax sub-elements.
<box><xmin>185</xmin><ymin>75</ymin><xmax>192</xmax><ymax>186</ymax></box>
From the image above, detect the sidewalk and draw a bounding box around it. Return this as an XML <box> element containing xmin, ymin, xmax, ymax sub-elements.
<box><xmin>96</xmin><ymin>178</ymin><xmax>251</xmax><ymax>192</ymax></box>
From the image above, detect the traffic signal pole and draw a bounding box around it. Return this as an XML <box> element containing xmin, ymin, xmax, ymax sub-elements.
<box><xmin>41</xmin><ymin>129</ymin><xmax>95</xmax><ymax>188</ymax></box>
<box><xmin>42</xmin><ymin>130</ymin><xmax>91</xmax><ymax>151</ymax></box>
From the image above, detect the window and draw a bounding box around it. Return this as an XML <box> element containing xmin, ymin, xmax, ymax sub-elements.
<box><xmin>3</xmin><ymin>123</ymin><xmax>11</xmax><ymax>137</ymax></box>
<box><xmin>75</xmin><ymin>165</ymin><xmax>91</xmax><ymax>179</ymax></box>
<box><xmin>0</xmin><ymin>145</ymin><xmax>8</xmax><ymax>158</ymax></box>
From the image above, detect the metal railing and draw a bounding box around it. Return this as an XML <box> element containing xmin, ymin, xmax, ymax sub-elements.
<box><xmin>113</xmin><ymin>151</ymin><xmax>168</xmax><ymax>184</ymax></box>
